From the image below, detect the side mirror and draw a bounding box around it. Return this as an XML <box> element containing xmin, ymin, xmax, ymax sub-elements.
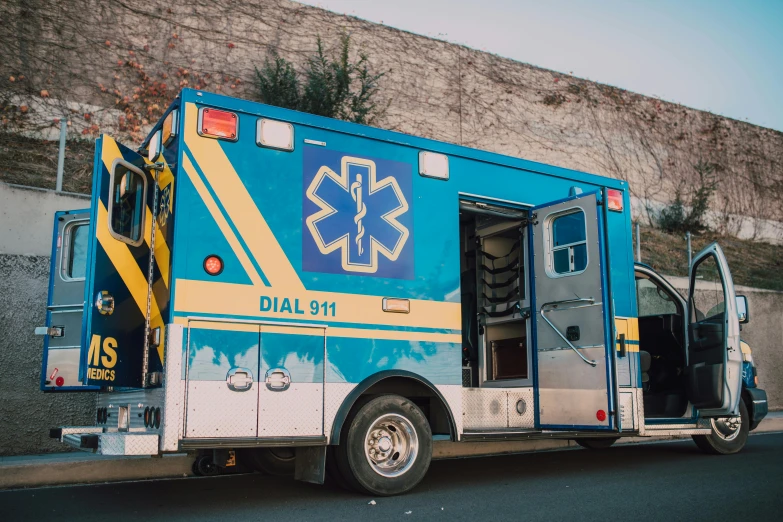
<box><xmin>736</xmin><ymin>295</ymin><xmax>749</xmax><ymax>324</ymax></box>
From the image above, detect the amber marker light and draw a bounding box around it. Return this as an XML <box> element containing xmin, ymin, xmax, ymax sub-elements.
<box><xmin>204</xmin><ymin>255</ymin><xmax>224</xmax><ymax>276</ymax></box>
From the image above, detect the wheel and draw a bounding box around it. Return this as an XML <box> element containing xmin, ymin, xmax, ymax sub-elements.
<box><xmin>243</xmin><ymin>447</ymin><xmax>296</xmax><ymax>476</ymax></box>
<box><xmin>574</xmin><ymin>437</ymin><xmax>619</xmax><ymax>450</ymax></box>
<box><xmin>692</xmin><ymin>399</ymin><xmax>749</xmax><ymax>455</ymax></box>
<box><xmin>195</xmin><ymin>455</ymin><xmax>219</xmax><ymax>476</ymax></box>
<box><xmin>335</xmin><ymin>394</ymin><xmax>432</xmax><ymax>496</ymax></box>
<box><xmin>325</xmin><ymin>446</ymin><xmax>353</xmax><ymax>491</ymax></box>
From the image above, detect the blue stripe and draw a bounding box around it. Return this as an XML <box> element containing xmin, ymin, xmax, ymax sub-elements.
<box><xmin>183</xmin><ymin>145</ymin><xmax>272</xmax><ymax>287</ymax></box>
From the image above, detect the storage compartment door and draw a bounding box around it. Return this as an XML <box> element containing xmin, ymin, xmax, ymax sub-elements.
<box><xmin>531</xmin><ymin>192</ymin><xmax>614</xmax><ymax>430</ymax></box>
<box><xmin>184</xmin><ymin>321</ymin><xmax>260</xmax><ymax>438</ymax></box>
<box><xmin>258</xmin><ymin>325</ymin><xmax>325</xmax><ymax>437</ymax></box>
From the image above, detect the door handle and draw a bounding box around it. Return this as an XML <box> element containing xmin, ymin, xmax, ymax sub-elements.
<box><xmin>226</xmin><ymin>367</ymin><xmax>254</xmax><ymax>392</ymax></box>
<box><xmin>265</xmin><ymin>368</ymin><xmax>291</xmax><ymax>391</ymax></box>
<box><xmin>95</xmin><ymin>291</ymin><xmax>115</xmax><ymax>315</ymax></box>
<box><xmin>540</xmin><ymin>298</ymin><xmax>598</xmax><ymax>367</ymax></box>
<box><xmin>618</xmin><ymin>333</ymin><xmax>627</xmax><ymax>358</ymax></box>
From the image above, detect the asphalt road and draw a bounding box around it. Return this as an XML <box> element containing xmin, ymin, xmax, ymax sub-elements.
<box><xmin>2</xmin><ymin>433</ymin><xmax>782</xmax><ymax>522</ymax></box>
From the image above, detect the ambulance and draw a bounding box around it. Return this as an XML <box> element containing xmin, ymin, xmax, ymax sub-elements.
<box><xmin>36</xmin><ymin>88</ymin><xmax>768</xmax><ymax>495</ymax></box>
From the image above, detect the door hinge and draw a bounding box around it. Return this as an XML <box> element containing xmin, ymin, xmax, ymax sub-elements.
<box><xmin>34</xmin><ymin>326</ymin><xmax>64</xmax><ymax>337</ymax></box>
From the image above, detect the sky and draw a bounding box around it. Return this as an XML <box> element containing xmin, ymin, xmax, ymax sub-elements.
<box><xmin>297</xmin><ymin>0</ymin><xmax>783</xmax><ymax>132</ymax></box>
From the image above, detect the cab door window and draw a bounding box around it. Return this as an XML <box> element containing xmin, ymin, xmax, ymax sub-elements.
<box><xmin>636</xmin><ymin>275</ymin><xmax>679</xmax><ymax>317</ymax></box>
<box><xmin>690</xmin><ymin>255</ymin><xmax>725</xmax><ymax>321</ymax></box>
<box><xmin>109</xmin><ymin>161</ymin><xmax>147</xmax><ymax>246</ymax></box>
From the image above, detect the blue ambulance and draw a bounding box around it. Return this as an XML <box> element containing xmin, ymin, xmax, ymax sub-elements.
<box><xmin>37</xmin><ymin>88</ymin><xmax>767</xmax><ymax>495</ymax></box>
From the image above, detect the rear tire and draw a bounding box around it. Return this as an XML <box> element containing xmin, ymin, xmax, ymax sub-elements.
<box><xmin>335</xmin><ymin>394</ymin><xmax>432</xmax><ymax>496</ymax></box>
<box><xmin>574</xmin><ymin>437</ymin><xmax>619</xmax><ymax>450</ymax></box>
<box><xmin>243</xmin><ymin>447</ymin><xmax>296</xmax><ymax>476</ymax></box>
<box><xmin>692</xmin><ymin>399</ymin><xmax>749</xmax><ymax>455</ymax></box>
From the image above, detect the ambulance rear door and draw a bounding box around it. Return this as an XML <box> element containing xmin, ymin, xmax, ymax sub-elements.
<box><xmin>81</xmin><ymin>135</ymin><xmax>158</xmax><ymax>388</ymax></box>
<box><xmin>38</xmin><ymin>209</ymin><xmax>98</xmax><ymax>391</ymax></box>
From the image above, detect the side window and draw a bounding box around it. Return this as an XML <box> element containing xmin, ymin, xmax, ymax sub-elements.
<box><xmin>109</xmin><ymin>162</ymin><xmax>146</xmax><ymax>246</ymax></box>
<box><xmin>635</xmin><ymin>275</ymin><xmax>678</xmax><ymax>317</ymax></box>
<box><xmin>550</xmin><ymin>210</ymin><xmax>587</xmax><ymax>275</ymax></box>
<box><xmin>690</xmin><ymin>254</ymin><xmax>725</xmax><ymax>321</ymax></box>
<box><xmin>62</xmin><ymin>222</ymin><xmax>89</xmax><ymax>280</ymax></box>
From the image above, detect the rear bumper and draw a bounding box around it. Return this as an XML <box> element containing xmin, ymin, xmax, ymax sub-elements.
<box><xmin>745</xmin><ymin>388</ymin><xmax>768</xmax><ymax>431</ymax></box>
<box><xmin>51</xmin><ymin>426</ymin><xmax>160</xmax><ymax>456</ymax></box>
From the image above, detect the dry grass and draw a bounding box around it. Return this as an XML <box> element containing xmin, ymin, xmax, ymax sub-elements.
<box><xmin>637</xmin><ymin>226</ymin><xmax>783</xmax><ymax>291</ymax></box>
<box><xmin>0</xmin><ymin>133</ymin><xmax>94</xmax><ymax>194</ymax></box>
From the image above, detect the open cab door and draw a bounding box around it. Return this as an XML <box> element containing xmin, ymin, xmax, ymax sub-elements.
<box><xmin>686</xmin><ymin>243</ymin><xmax>742</xmax><ymax>417</ymax></box>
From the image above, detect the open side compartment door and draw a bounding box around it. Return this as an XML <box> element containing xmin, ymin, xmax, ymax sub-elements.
<box><xmin>686</xmin><ymin>243</ymin><xmax>742</xmax><ymax>417</ymax></box>
<box><xmin>531</xmin><ymin>192</ymin><xmax>615</xmax><ymax>430</ymax></box>
<box><xmin>38</xmin><ymin>209</ymin><xmax>99</xmax><ymax>391</ymax></box>
<box><xmin>80</xmin><ymin>135</ymin><xmax>158</xmax><ymax>388</ymax></box>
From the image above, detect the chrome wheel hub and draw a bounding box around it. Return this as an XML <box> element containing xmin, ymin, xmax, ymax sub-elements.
<box><xmin>364</xmin><ymin>413</ymin><xmax>419</xmax><ymax>478</ymax></box>
<box><xmin>711</xmin><ymin>415</ymin><xmax>741</xmax><ymax>441</ymax></box>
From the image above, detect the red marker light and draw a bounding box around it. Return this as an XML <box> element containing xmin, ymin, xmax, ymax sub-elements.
<box><xmin>203</xmin><ymin>255</ymin><xmax>224</xmax><ymax>276</ymax></box>
<box><xmin>596</xmin><ymin>410</ymin><xmax>607</xmax><ymax>422</ymax></box>
<box><xmin>55</xmin><ymin>376</ymin><xmax>65</xmax><ymax>387</ymax></box>
<box><xmin>606</xmin><ymin>189</ymin><xmax>623</xmax><ymax>212</ymax></box>
<box><xmin>199</xmin><ymin>108</ymin><xmax>238</xmax><ymax>140</ymax></box>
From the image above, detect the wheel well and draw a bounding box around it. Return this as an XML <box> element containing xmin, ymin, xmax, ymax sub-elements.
<box><xmin>331</xmin><ymin>373</ymin><xmax>457</xmax><ymax>444</ymax></box>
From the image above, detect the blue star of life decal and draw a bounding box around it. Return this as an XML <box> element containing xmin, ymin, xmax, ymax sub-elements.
<box><xmin>302</xmin><ymin>148</ymin><xmax>414</xmax><ymax>279</ymax></box>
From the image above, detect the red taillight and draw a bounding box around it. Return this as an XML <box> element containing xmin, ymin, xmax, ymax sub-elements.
<box><xmin>199</xmin><ymin>108</ymin><xmax>237</xmax><ymax>140</ymax></box>
<box><xmin>607</xmin><ymin>189</ymin><xmax>623</xmax><ymax>212</ymax></box>
<box><xmin>55</xmin><ymin>376</ymin><xmax>65</xmax><ymax>387</ymax></box>
<box><xmin>596</xmin><ymin>409</ymin><xmax>607</xmax><ymax>422</ymax></box>
<box><xmin>204</xmin><ymin>255</ymin><xmax>224</xmax><ymax>276</ymax></box>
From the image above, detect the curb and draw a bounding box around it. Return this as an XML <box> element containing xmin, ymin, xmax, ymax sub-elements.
<box><xmin>2</xmin><ymin>414</ymin><xmax>781</xmax><ymax>490</ymax></box>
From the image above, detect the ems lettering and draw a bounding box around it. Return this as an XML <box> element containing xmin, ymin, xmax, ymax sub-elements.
<box><xmin>87</xmin><ymin>334</ymin><xmax>118</xmax><ymax>382</ymax></box>
<box><xmin>260</xmin><ymin>296</ymin><xmax>336</xmax><ymax>317</ymax></box>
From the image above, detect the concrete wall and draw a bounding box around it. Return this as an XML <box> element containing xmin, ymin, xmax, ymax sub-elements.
<box><xmin>0</xmin><ymin>254</ymin><xmax>95</xmax><ymax>456</ymax></box>
<box><xmin>0</xmin><ymin>183</ymin><xmax>90</xmax><ymax>256</ymax></box>
<box><xmin>2</xmin><ymin>0</ymin><xmax>782</xmax><ymax>242</ymax></box>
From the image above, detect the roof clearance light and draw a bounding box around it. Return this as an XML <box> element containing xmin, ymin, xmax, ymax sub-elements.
<box><xmin>162</xmin><ymin>109</ymin><xmax>179</xmax><ymax>146</ymax></box>
<box><xmin>198</xmin><ymin>108</ymin><xmax>238</xmax><ymax>141</ymax></box>
<box><xmin>607</xmin><ymin>188</ymin><xmax>623</xmax><ymax>212</ymax></box>
<box><xmin>203</xmin><ymin>255</ymin><xmax>224</xmax><ymax>276</ymax></box>
<box><xmin>382</xmin><ymin>298</ymin><xmax>410</xmax><ymax>314</ymax></box>
<box><xmin>257</xmin><ymin>118</ymin><xmax>294</xmax><ymax>151</ymax></box>
<box><xmin>419</xmin><ymin>151</ymin><xmax>449</xmax><ymax>180</ymax></box>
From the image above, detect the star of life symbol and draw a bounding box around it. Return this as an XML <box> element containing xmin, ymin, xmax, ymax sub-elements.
<box><xmin>305</xmin><ymin>156</ymin><xmax>409</xmax><ymax>273</ymax></box>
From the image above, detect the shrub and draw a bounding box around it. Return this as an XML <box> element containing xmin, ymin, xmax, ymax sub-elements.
<box><xmin>254</xmin><ymin>34</ymin><xmax>386</xmax><ymax>125</ymax></box>
<box><xmin>655</xmin><ymin>161</ymin><xmax>718</xmax><ymax>234</ymax></box>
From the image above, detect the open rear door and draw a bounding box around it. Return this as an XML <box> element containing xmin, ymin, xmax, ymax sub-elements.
<box><xmin>38</xmin><ymin>209</ymin><xmax>98</xmax><ymax>391</ymax></box>
<box><xmin>531</xmin><ymin>192</ymin><xmax>614</xmax><ymax>430</ymax></box>
<box><xmin>81</xmin><ymin>135</ymin><xmax>157</xmax><ymax>388</ymax></box>
<box><xmin>686</xmin><ymin>243</ymin><xmax>742</xmax><ymax>417</ymax></box>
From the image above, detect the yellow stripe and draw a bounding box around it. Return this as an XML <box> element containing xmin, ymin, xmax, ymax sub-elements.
<box><xmin>183</xmin><ymin>102</ymin><xmax>304</xmax><ymax>290</ymax></box>
<box><xmin>174</xmin><ymin>279</ymin><xmax>461</xmax><ymax>331</ymax></box>
<box><xmin>614</xmin><ymin>316</ymin><xmax>640</xmax><ymax>352</ymax></box>
<box><xmin>173</xmin><ymin>316</ymin><xmax>460</xmax><ymax>343</ymax></box>
<box><xmin>181</xmin><ymin>154</ymin><xmax>265</xmax><ymax>286</ymax></box>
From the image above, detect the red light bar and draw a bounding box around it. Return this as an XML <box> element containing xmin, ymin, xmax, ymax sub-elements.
<box><xmin>607</xmin><ymin>189</ymin><xmax>623</xmax><ymax>212</ymax></box>
<box><xmin>199</xmin><ymin>108</ymin><xmax>238</xmax><ymax>141</ymax></box>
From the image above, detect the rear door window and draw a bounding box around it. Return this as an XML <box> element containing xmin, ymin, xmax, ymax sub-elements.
<box><xmin>109</xmin><ymin>162</ymin><xmax>147</xmax><ymax>246</ymax></box>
